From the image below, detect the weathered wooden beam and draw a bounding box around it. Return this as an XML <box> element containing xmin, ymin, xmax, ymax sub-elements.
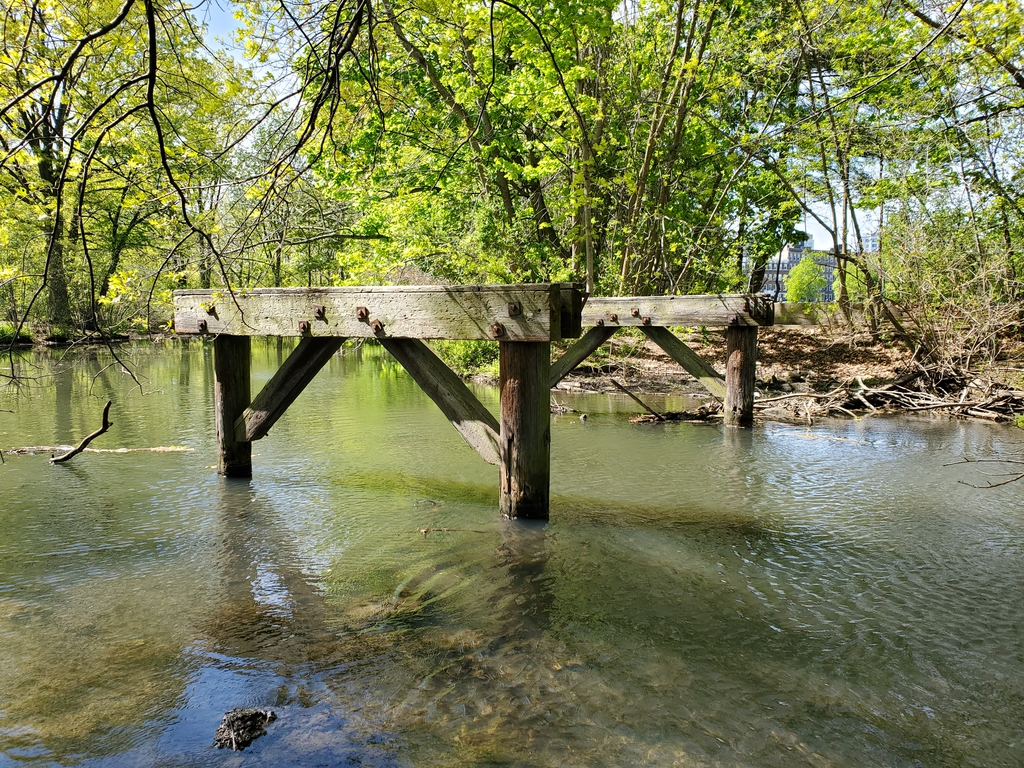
<box><xmin>724</xmin><ymin>326</ymin><xmax>757</xmax><ymax>427</ymax></box>
<box><xmin>640</xmin><ymin>325</ymin><xmax>727</xmax><ymax>399</ymax></box>
<box><xmin>174</xmin><ymin>284</ymin><xmax>584</xmax><ymax>342</ymax></box>
<box><xmin>214</xmin><ymin>335</ymin><xmax>252</xmax><ymax>477</ymax></box>
<box><xmin>499</xmin><ymin>341</ymin><xmax>551</xmax><ymax>520</ymax></box>
<box><xmin>234</xmin><ymin>337</ymin><xmax>344</xmax><ymax>443</ymax></box>
<box><xmin>549</xmin><ymin>325</ymin><xmax>618</xmax><ymax>387</ymax></box>
<box><xmin>379</xmin><ymin>338</ymin><xmax>501</xmax><ymax>466</ymax></box>
<box><xmin>583</xmin><ymin>293</ymin><xmax>773</xmax><ymax>328</ymax></box>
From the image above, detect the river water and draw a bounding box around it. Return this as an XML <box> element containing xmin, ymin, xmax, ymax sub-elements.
<box><xmin>1</xmin><ymin>340</ymin><xmax>1022</xmax><ymax>767</ymax></box>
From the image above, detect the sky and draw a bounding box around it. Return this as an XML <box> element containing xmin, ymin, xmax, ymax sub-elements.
<box><xmin>200</xmin><ymin>0</ymin><xmax>242</xmax><ymax>48</ymax></box>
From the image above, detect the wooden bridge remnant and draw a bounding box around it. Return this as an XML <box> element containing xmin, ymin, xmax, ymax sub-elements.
<box><xmin>173</xmin><ymin>285</ymin><xmax>773</xmax><ymax>519</ymax></box>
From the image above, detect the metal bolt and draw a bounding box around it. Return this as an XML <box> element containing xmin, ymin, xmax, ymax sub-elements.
<box><xmin>197</xmin><ymin>319</ymin><xmax>208</xmax><ymax>334</ymax></box>
<box><xmin>490</xmin><ymin>322</ymin><xmax>505</xmax><ymax>338</ymax></box>
<box><xmin>298</xmin><ymin>320</ymin><xmax>310</xmax><ymax>334</ymax></box>
<box><xmin>356</xmin><ymin>306</ymin><xmax>369</xmax><ymax>321</ymax></box>
<box><xmin>370</xmin><ymin>319</ymin><xmax>385</xmax><ymax>333</ymax></box>
<box><xmin>508</xmin><ymin>301</ymin><xmax>522</xmax><ymax>317</ymax></box>
<box><xmin>313</xmin><ymin>305</ymin><xmax>326</xmax><ymax>321</ymax></box>
<box><xmin>642</xmin><ymin>316</ymin><xmax>651</xmax><ymax>325</ymax></box>
<box><xmin>609</xmin><ymin>313</ymin><xmax>618</xmax><ymax>323</ymax></box>
<box><xmin>630</xmin><ymin>308</ymin><xmax>640</xmax><ymax>317</ymax></box>
<box><xmin>595</xmin><ymin>318</ymin><xmax>605</xmax><ymax>326</ymax></box>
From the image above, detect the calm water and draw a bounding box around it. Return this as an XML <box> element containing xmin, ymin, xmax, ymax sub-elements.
<box><xmin>1</xmin><ymin>341</ymin><xmax>1022</xmax><ymax>767</ymax></box>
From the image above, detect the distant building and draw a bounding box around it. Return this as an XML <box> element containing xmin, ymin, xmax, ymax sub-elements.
<box><xmin>757</xmin><ymin>239</ymin><xmax>836</xmax><ymax>302</ymax></box>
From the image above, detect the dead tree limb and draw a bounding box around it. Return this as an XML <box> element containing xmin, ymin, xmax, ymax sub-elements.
<box><xmin>610</xmin><ymin>378</ymin><xmax>664</xmax><ymax>421</ymax></box>
<box><xmin>51</xmin><ymin>400</ymin><xmax>112</xmax><ymax>464</ymax></box>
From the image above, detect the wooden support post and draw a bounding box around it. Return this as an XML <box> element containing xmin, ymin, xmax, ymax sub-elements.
<box><xmin>214</xmin><ymin>335</ymin><xmax>252</xmax><ymax>476</ymax></box>
<box><xmin>549</xmin><ymin>325</ymin><xmax>617</xmax><ymax>387</ymax></box>
<box><xmin>640</xmin><ymin>325</ymin><xmax>727</xmax><ymax>399</ymax></box>
<box><xmin>724</xmin><ymin>326</ymin><xmax>757</xmax><ymax>427</ymax></box>
<box><xmin>499</xmin><ymin>341</ymin><xmax>551</xmax><ymax>520</ymax></box>
<box><xmin>380</xmin><ymin>338</ymin><xmax>501</xmax><ymax>465</ymax></box>
<box><xmin>235</xmin><ymin>337</ymin><xmax>344</xmax><ymax>442</ymax></box>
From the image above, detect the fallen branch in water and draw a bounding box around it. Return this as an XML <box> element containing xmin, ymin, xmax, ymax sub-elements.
<box><xmin>945</xmin><ymin>456</ymin><xmax>1024</xmax><ymax>488</ymax></box>
<box><xmin>609</xmin><ymin>378</ymin><xmax>664</xmax><ymax>421</ymax></box>
<box><xmin>50</xmin><ymin>400</ymin><xmax>112</xmax><ymax>463</ymax></box>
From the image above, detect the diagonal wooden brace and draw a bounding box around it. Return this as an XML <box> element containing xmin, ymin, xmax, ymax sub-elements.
<box><xmin>549</xmin><ymin>325</ymin><xmax>618</xmax><ymax>387</ymax></box>
<box><xmin>235</xmin><ymin>337</ymin><xmax>345</xmax><ymax>443</ymax></box>
<box><xmin>640</xmin><ymin>325</ymin><xmax>727</xmax><ymax>399</ymax></box>
<box><xmin>379</xmin><ymin>338</ymin><xmax>501</xmax><ymax>466</ymax></box>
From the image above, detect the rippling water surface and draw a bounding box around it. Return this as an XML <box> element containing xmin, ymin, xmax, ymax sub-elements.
<box><xmin>1</xmin><ymin>340</ymin><xmax>1022</xmax><ymax>767</ymax></box>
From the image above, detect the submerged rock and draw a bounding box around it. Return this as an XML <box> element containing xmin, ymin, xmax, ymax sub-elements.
<box><xmin>213</xmin><ymin>708</ymin><xmax>277</xmax><ymax>751</ymax></box>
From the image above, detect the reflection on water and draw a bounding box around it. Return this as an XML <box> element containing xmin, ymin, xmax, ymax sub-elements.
<box><xmin>1</xmin><ymin>340</ymin><xmax>1023</xmax><ymax>767</ymax></box>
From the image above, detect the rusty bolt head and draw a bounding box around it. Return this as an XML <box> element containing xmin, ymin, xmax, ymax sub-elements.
<box><xmin>313</xmin><ymin>305</ymin><xmax>326</xmax><ymax>321</ymax></box>
<box><xmin>642</xmin><ymin>316</ymin><xmax>652</xmax><ymax>325</ymax></box>
<box><xmin>609</xmin><ymin>313</ymin><xmax>618</xmax><ymax>323</ymax></box>
<box><xmin>630</xmin><ymin>308</ymin><xmax>640</xmax><ymax>317</ymax></box>
<box><xmin>197</xmin><ymin>319</ymin><xmax>208</xmax><ymax>334</ymax></box>
<box><xmin>298</xmin><ymin>320</ymin><xmax>311</xmax><ymax>334</ymax></box>
<box><xmin>370</xmin><ymin>319</ymin><xmax>385</xmax><ymax>333</ymax></box>
<box><xmin>507</xmin><ymin>301</ymin><xmax>522</xmax><ymax>317</ymax></box>
<box><xmin>595</xmin><ymin>318</ymin><xmax>605</xmax><ymax>327</ymax></box>
<box><xmin>490</xmin><ymin>322</ymin><xmax>505</xmax><ymax>338</ymax></box>
<box><xmin>356</xmin><ymin>306</ymin><xmax>369</xmax><ymax>322</ymax></box>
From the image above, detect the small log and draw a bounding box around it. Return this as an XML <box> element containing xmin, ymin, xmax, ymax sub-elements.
<box><xmin>380</xmin><ymin>338</ymin><xmax>501</xmax><ymax>465</ymax></box>
<box><xmin>549</xmin><ymin>325</ymin><xmax>617</xmax><ymax>387</ymax></box>
<box><xmin>214</xmin><ymin>335</ymin><xmax>252</xmax><ymax>477</ymax></box>
<box><xmin>724</xmin><ymin>325</ymin><xmax>757</xmax><ymax>427</ymax></box>
<box><xmin>499</xmin><ymin>341</ymin><xmax>551</xmax><ymax>520</ymax></box>
<box><xmin>51</xmin><ymin>400</ymin><xmax>112</xmax><ymax>464</ymax></box>
<box><xmin>640</xmin><ymin>325</ymin><xmax>726</xmax><ymax>399</ymax></box>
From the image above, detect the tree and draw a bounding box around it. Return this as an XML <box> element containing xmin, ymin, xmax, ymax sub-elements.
<box><xmin>785</xmin><ymin>255</ymin><xmax>826</xmax><ymax>302</ymax></box>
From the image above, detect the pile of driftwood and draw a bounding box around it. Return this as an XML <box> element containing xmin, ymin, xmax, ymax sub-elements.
<box><xmin>756</xmin><ymin>366</ymin><xmax>1024</xmax><ymax>422</ymax></box>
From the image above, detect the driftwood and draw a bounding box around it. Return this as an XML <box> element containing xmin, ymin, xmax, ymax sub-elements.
<box><xmin>630</xmin><ymin>402</ymin><xmax>721</xmax><ymax>424</ymax></box>
<box><xmin>51</xmin><ymin>400</ymin><xmax>112</xmax><ymax>464</ymax></box>
<box><xmin>9</xmin><ymin>445</ymin><xmax>192</xmax><ymax>456</ymax></box>
<box><xmin>755</xmin><ymin>366</ymin><xmax>1024</xmax><ymax>422</ymax></box>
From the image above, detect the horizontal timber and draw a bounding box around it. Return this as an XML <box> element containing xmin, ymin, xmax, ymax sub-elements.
<box><xmin>582</xmin><ymin>294</ymin><xmax>773</xmax><ymax>328</ymax></box>
<box><xmin>174</xmin><ymin>284</ymin><xmax>584</xmax><ymax>342</ymax></box>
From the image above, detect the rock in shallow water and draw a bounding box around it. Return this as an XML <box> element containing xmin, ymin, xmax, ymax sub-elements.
<box><xmin>213</xmin><ymin>708</ymin><xmax>277</xmax><ymax>751</ymax></box>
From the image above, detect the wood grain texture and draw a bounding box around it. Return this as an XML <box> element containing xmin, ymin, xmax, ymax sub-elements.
<box><xmin>235</xmin><ymin>337</ymin><xmax>344</xmax><ymax>442</ymax></box>
<box><xmin>499</xmin><ymin>341</ymin><xmax>551</xmax><ymax>519</ymax></box>
<box><xmin>214</xmin><ymin>335</ymin><xmax>252</xmax><ymax>476</ymax></box>
<box><xmin>549</xmin><ymin>325</ymin><xmax>617</xmax><ymax>387</ymax></box>
<box><xmin>724</xmin><ymin>326</ymin><xmax>757</xmax><ymax>427</ymax></box>
<box><xmin>380</xmin><ymin>338</ymin><xmax>501</xmax><ymax>466</ymax></box>
<box><xmin>640</xmin><ymin>326</ymin><xmax>727</xmax><ymax>399</ymax></box>
<box><xmin>583</xmin><ymin>294</ymin><xmax>774</xmax><ymax>327</ymax></box>
<box><xmin>174</xmin><ymin>284</ymin><xmax>584</xmax><ymax>341</ymax></box>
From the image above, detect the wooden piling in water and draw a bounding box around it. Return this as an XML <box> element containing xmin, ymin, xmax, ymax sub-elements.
<box><xmin>214</xmin><ymin>335</ymin><xmax>252</xmax><ymax>477</ymax></box>
<box><xmin>724</xmin><ymin>325</ymin><xmax>757</xmax><ymax>427</ymax></box>
<box><xmin>499</xmin><ymin>341</ymin><xmax>551</xmax><ymax>520</ymax></box>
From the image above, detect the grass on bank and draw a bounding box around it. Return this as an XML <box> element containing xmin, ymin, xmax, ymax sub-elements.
<box><xmin>0</xmin><ymin>321</ymin><xmax>31</xmax><ymax>344</ymax></box>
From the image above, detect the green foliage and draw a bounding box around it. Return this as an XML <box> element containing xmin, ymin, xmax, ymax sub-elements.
<box><xmin>0</xmin><ymin>0</ymin><xmax>1021</xmax><ymax>368</ymax></box>
<box><xmin>786</xmin><ymin>257</ymin><xmax>827</xmax><ymax>302</ymax></box>
<box><xmin>0</xmin><ymin>321</ymin><xmax>31</xmax><ymax>344</ymax></box>
<box><xmin>430</xmin><ymin>340</ymin><xmax>500</xmax><ymax>378</ymax></box>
